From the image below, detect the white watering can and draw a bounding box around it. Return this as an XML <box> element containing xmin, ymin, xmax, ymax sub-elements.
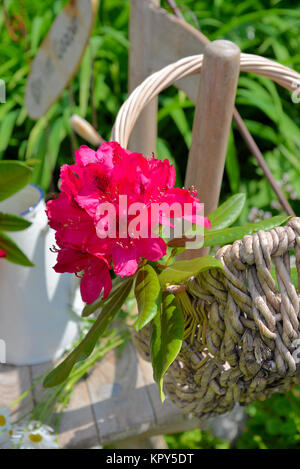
<box><xmin>0</xmin><ymin>184</ymin><xmax>83</xmax><ymax>365</ymax></box>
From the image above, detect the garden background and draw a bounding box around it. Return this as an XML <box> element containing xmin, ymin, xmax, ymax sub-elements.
<box><xmin>2</xmin><ymin>0</ymin><xmax>300</xmax><ymax>449</ymax></box>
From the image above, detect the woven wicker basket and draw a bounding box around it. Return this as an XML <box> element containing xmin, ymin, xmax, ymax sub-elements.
<box><xmin>111</xmin><ymin>54</ymin><xmax>300</xmax><ymax>419</ymax></box>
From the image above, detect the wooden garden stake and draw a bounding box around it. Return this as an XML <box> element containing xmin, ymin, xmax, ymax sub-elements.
<box><xmin>26</xmin><ymin>0</ymin><xmax>98</xmax><ymax>119</ymax></box>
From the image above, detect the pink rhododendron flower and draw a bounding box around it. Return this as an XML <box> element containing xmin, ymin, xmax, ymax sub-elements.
<box><xmin>46</xmin><ymin>142</ymin><xmax>210</xmax><ymax>304</ymax></box>
<box><xmin>47</xmin><ymin>193</ymin><xmax>112</xmax><ymax>304</ymax></box>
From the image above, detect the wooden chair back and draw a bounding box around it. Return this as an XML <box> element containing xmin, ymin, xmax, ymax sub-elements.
<box><xmin>129</xmin><ymin>0</ymin><xmax>240</xmax><ymax>258</ymax></box>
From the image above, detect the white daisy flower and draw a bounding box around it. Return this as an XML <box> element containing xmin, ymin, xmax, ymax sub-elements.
<box><xmin>0</xmin><ymin>407</ymin><xmax>12</xmax><ymax>449</ymax></box>
<box><xmin>0</xmin><ymin>407</ymin><xmax>11</xmax><ymax>432</ymax></box>
<box><xmin>11</xmin><ymin>421</ymin><xmax>59</xmax><ymax>450</ymax></box>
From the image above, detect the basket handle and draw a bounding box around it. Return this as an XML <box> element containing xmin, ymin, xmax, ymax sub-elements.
<box><xmin>111</xmin><ymin>52</ymin><xmax>300</xmax><ymax>149</ymax></box>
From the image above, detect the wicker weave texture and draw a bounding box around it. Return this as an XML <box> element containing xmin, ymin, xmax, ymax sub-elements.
<box><xmin>111</xmin><ymin>53</ymin><xmax>300</xmax><ymax>148</ymax></box>
<box><xmin>133</xmin><ymin>219</ymin><xmax>300</xmax><ymax>418</ymax></box>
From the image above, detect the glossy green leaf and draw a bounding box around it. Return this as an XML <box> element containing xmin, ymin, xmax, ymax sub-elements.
<box><xmin>0</xmin><ymin>232</ymin><xmax>34</xmax><ymax>266</ymax></box>
<box><xmin>0</xmin><ymin>161</ymin><xmax>32</xmax><ymax>202</ymax></box>
<box><xmin>0</xmin><ymin>212</ymin><xmax>31</xmax><ymax>232</ymax></box>
<box><xmin>203</xmin><ymin>215</ymin><xmax>290</xmax><ymax>248</ymax></box>
<box><xmin>208</xmin><ymin>193</ymin><xmax>246</xmax><ymax>231</ymax></box>
<box><xmin>134</xmin><ymin>264</ymin><xmax>162</xmax><ymax>331</ymax></box>
<box><xmin>159</xmin><ymin>256</ymin><xmax>223</xmax><ymax>286</ymax></box>
<box><xmin>150</xmin><ymin>292</ymin><xmax>184</xmax><ymax>402</ymax></box>
<box><xmin>43</xmin><ymin>278</ymin><xmax>133</xmax><ymax>388</ymax></box>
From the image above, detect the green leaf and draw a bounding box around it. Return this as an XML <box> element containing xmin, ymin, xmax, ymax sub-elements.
<box><xmin>79</xmin><ymin>47</ymin><xmax>91</xmax><ymax>118</ymax></box>
<box><xmin>203</xmin><ymin>215</ymin><xmax>290</xmax><ymax>248</ymax></box>
<box><xmin>40</xmin><ymin>117</ymin><xmax>67</xmax><ymax>191</ymax></box>
<box><xmin>28</xmin><ymin>127</ymin><xmax>47</xmax><ymax>191</ymax></box>
<box><xmin>0</xmin><ymin>110</ymin><xmax>19</xmax><ymax>155</ymax></box>
<box><xmin>243</xmin><ymin>119</ymin><xmax>278</xmax><ymax>145</ymax></box>
<box><xmin>208</xmin><ymin>193</ymin><xmax>246</xmax><ymax>231</ymax></box>
<box><xmin>134</xmin><ymin>264</ymin><xmax>162</xmax><ymax>331</ymax></box>
<box><xmin>159</xmin><ymin>95</ymin><xmax>192</xmax><ymax>149</ymax></box>
<box><xmin>30</xmin><ymin>16</ymin><xmax>44</xmax><ymax>51</ymax></box>
<box><xmin>159</xmin><ymin>256</ymin><xmax>223</xmax><ymax>286</ymax></box>
<box><xmin>0</xmin><ymin>212</ymin><xmax>31</xmax><ymax>232</ymax></box>
<box><xmin>169</xmin><ymin>106</ymin><xmax>192</xmax><ymax>148</ymax></box>
<box><xmin>0</xmin><ymin>232</ymin><xmax>34</xmax><ymax>266</ymax></box>
<box><xmin>101</xmin><ymin>26</ymin><xmax>129</xmax><ymax>49</ymax></box>
<box><xmin>225</xmin><ymin>128</ymin><xmax>240</xmax><ymax>193</ymax></box>
<box><xmin>150</xmin><ymin>292</ymin><xmax>184</xmax><ymax>402</ymax></box>
<box><xmin>0</xmin><ymin>161</ymin><xmax>32</xmax><ymax>202</ymax></box>
<box><xmin>156</xmin><ymin>138</ymin><xmax>182</xmax><ymax>187</ymax></box>
<box><xmin>43</xmin><ymin>278</ymin><xmax>133</xmax><ymax>388</ymax></box>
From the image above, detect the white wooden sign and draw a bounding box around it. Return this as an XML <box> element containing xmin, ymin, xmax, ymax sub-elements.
<box><xmin>25</xmin><ymin>0</ymin><xmax>98</xmax><ymax>119</ymax></box>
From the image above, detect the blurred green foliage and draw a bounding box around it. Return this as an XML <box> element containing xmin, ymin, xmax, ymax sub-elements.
<box><xmin>1</xmin><ymin>0</ymin><xmax>300</xmax><ymax>217</ymax></box>
<box><xmin>165</xmin><ymin>428</ymin><xmax>230</xmax><ymax>449</ymax></box>
<box><xmin>166</xmin><ymin>386</ymin><xmax>300</xmax><ymax>449</ymax></box>
<box><xmin>236</xmin><ymin>387</ymin><xmax>300</xmax><ymax>449</ymax></box>
<box><xmin>2</xmin><ymin>0</ymin><xmax>300</xmax><ymax>449</ymax></box>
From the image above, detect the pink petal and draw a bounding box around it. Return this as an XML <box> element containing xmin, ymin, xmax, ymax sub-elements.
<box><xmin>137</xmin><ymin>236</ymin><xmax>166</xmax><ymax>262</ymax></box>
<box><xmin>204</xmin><ymin>217</ymin><xmax>211</xmax><ymax>229</ymax></box>
<box><xmin>148</xmin><ymin>157</ymin><xmax>176</xmax><ymax>190</ymax></box>
<box><xmin>46</xmin><ymin>193</ymin><xmax>92</xmax><ymax>231</ymax></box>
<box><xmin>75</xmin><ymin>190</ymin><xmax>101</xmax><ymax>217</ymax></box>
<box><xmin>59</xmin><ymin>165</ymin><xmax>82</xmax><ymax>198</ymax></box>
<box><xmin>112</xmin><ymin>243</ymin><xmax>139</xmax><ymax>277</ymax></box>
<box><xmin>53</xmin><ymin>248</ymin><xmax>88</xmax><ymax>273</ymax></box>
<box><xmin>95</xmin><ymin>142</ymin><xmax>116</xmax><ymax>170</ymax></box>
<box><xmin>75</xmin><ymin>145</ymin><xmax>98</xmax><ymax>167</ymax></box>
<box><xmin>80</xmin><ymin>259</ymin><xmax>112</xmax><ymax>303</ymax></box>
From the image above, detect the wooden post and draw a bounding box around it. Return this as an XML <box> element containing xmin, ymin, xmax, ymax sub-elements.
<box><xmin>181</xmin><ymin>40</ymin><xmax>240</xmax><ymax>259</ymax></box>
<box><xmin>128</xmin><ymin>0</ymin><xmax>160</xmax><ymax>156</ymax></box>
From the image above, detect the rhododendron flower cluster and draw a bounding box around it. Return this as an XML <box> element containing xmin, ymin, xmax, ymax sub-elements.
<box><xmin>46</xmin><ymin>142</ymin><xmax>210</xmax><ymax>304</ymax></box>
